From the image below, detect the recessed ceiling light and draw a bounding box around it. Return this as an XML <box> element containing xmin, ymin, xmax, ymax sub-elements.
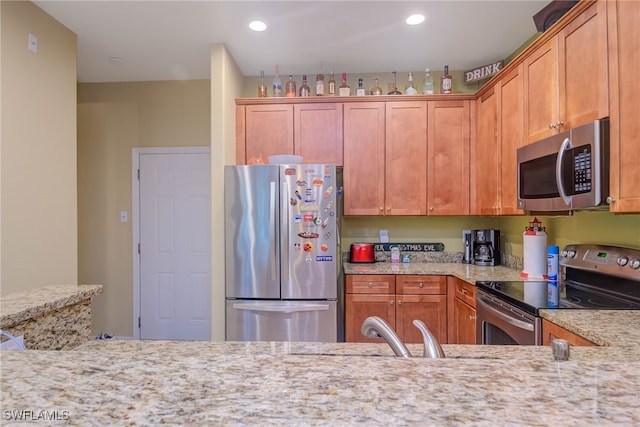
<box><xmin>108</xmin><ymin>57</ymin><xmax>125</xmax><ymax>64</ymax></box>
<box><xmin>249</xmin><ymin>20</ymin><xmax>267</xmax><ymax>32</ymax></box>
<box><xmin>405</xmin><ymin>14</ymin><xmax>425</xmax><ymax>26</ymax></box>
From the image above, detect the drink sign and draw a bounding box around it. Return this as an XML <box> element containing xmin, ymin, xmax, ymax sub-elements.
<box><xmin>464</xmin><ymin>60</ymin><xmax>504</xmax><ymax>84</ymax></box>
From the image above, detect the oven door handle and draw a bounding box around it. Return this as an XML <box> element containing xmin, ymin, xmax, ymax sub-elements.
<box><xmin>477</xmin><ymin>295</ymin><xmax>534</xmax><ymax>332</ymax></box>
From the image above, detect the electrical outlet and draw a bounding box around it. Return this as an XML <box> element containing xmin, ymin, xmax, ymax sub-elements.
<box><xmin>120</xmin><ymin>211</ymin><xmax>128</xmax><ymax>223</ymax></box>
<box><xmin>28</xmin><ymin>33</ymin><xmax>37</xmax><ymax>53</ymax></box>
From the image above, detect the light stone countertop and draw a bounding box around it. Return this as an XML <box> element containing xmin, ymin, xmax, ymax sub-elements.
<box><xmin>3</xmin><ymin>266</ymin><xmax>640</xmax><ymax>425</ymax></box>
<box><xmin>0</xmin><ymin>284</ymin><xmax>103</xmax><ymax>329</ymax></box>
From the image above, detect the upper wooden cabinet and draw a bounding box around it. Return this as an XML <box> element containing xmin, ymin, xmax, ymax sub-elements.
<box><xmin>607</xmin><ymin>0</ymin><xmax>640</xmax><ymax>213</ymax></box>
<box><xmin>343</xmin><ymin>101</ymin><xmax>427</xmax><ymax>216</ymax></box>
<box><xmin>523</xmin><ymin>1</ymin><xmax>608</xmax><ymax>144</ymax></box>
<box><xmin>294</xmin><ymin>103</ymin><xmax>343</xmax><ymax>165</ymax></box>
<box><xmin>236</xmin><ymin>104</ymin><xmax>294</xmax><ymax>163</ymax></box>
<box><xmin>235</xmin><ymin>102</ymin><xmax>342</xmax><ymax>165</ymax></box>
<box><xmin>343</xmin><ymin>102</ymin><xmax>386</xmax><ymax>216</ymax></box>
<box><xmin>471</xmin><ymin>64</ymin><xmax>524</xmax><ymax>216</ymax></box>
<box><xmin>427</xmin><ymin>100</ymin><xmax>470</xmax><ymax>215</ymax></box>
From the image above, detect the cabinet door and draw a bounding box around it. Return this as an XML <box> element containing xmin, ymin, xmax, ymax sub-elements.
<box><xmin>542</xmin><ymin>319</ymin><xmax>596</xmax><ymax>346</ymax></box>
<box><xmin>497</xmin><ymin>64</ymin><xmax>525</xmax><ymax>215</ymax></box>
<box><xmin>453</xmin><ymin>298</ymin><xmax>477</xmax><ymax>345</ymax></box>
<box><xmin>523</xmin><ymin>37</ymin><xmax>559</xmax><ymax>144</ymax></box>
<box><xmin>607</xmin><ymin>0</ymin><xmax>640</xmax><ymax>213</ymax></box>
<box><xmin>244</xmin><ymin>104</ymin><xmax>294</xmax><ymax>162</ymax></box>
<box><xmin>294</xmin><ymin>103</ymin><xmax>343</xmax><ymax>165</ymax></box>
<box><xmin>471</xmin><ymin>87</ymin><xmax>499</xmax><ymax>215</ymax></box>
<box><xmin>558</xmin><ymin>1</ymin><xmax>608</xmax><ymax>130</ymax></box>
<box><xmin>385</xmin><ymin>101</ymin><xmax>427</xmax><ymax>215</ymax></box>
<box><xmin>343</xmin><ymin>102</ymin><xmax>386</xmax><ymax>215</ymax></box>
<box><xmin>345</xmin><ymin>294</ymin><xmax>395</xmax><ymax>343</ymax></box>
<box><xmin>427</xmin><ymin>100</ymin><xmax>470</xmax><ymax>215</ymax></box>
<box><xmin>396</xmin><ymin>294</ymin><xmax>447</xmax><ymax>345</ymax></box>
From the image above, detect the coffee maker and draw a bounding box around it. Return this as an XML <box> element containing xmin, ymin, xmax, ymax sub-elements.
<box><xmin>463</xmin><ymin>229</ymin><xmax>500</xmax><ymax>266</ymax></box>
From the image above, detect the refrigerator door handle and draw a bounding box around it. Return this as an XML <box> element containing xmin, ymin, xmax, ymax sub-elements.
<box><xmin>269</xmin><ymin>181</ymin><xmax>277</xmax><ymax>281</ymax></box>
<box><xmin>232</xmin><ymin>303</ymin><xmax>330</xmax><ymax>313</ymax></box>
<box><xmin>281</xmin><ymin>181</ymin><xmax>289</xmax><ymax>284</ymax></box>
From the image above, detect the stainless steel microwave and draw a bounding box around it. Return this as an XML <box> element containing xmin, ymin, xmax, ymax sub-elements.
<box><xmin>517</xmin><ymin>118</ymin><xmax>609</xmax><ymax>211</ymax></box>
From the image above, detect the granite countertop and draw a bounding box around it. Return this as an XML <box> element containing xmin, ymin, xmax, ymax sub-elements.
<box><xmin>344</xmin><ymin>261</ymin><xmax>525</xmax><ymax>283</ymax></box>
<box><xmin>2</xmin><ymin>336</ymin><xmax>640</xmax><ymax>425</ymax></box>
<box><xmin>0</xmin><ymin>284</ymin><xmax>103</xmax><ymax>328</ymax></box>
<box><xmin>2</xmin><ymin>269</ymin><xmax>640</xmax><ymax>424</ymax></box>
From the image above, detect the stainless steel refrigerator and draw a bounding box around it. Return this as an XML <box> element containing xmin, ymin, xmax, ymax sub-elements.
<box><xmin>225</xmin><ymin>164</ymin><xmax>342</xmax><ymax>342</ymax></box>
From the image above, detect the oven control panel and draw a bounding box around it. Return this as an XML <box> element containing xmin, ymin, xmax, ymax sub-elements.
<box><xmin>561</xmin><ymin>244</ymin><xmax>640</xmax><ymax>279</ymax></box>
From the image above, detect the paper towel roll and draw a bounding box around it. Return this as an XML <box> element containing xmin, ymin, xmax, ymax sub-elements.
<box><xmin>522</xmin><ymin>233</ymin><xmax>547</xmax><ymax>279</ymax></box>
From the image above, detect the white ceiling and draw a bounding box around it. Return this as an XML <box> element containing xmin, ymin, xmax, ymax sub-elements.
<box><xmin>34</xmin><ymin>1</ymin><xmax>547</xmax><ymax>83</ymax></box>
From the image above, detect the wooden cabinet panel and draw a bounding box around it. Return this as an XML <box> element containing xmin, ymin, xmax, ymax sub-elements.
<box><xmin>343</xmin><ymin>102</ymin><xmax>386</xmax><ymax>215</ymax></box>
<box><xmin>294</xmin><ymin>103</ymin><xmax>343</xmax><ymax>165</ymax></box>
<box><xmin>471</xmin><ymin>87</ymin><xmax>499</xmax><ymax>215</ymax></box>
<box><xmin>396</xmin><ymin>275</ymin><xmax>446</xmax><ymax>295</ymax></box>
<box><xmin>607</xmin><ymin>0</ymin><xmax>640</xmax><ymax>213</ymax></box>
<box><xmin>558</xmin><ymin>1</ymin><xmax>608</xmax><ymax>130</ymax></box>
<box><xmin>385</xmin><ymin>101</ymin><xmax>427</xmax><ymax>215</ymax></box>
<box><xmin>542</xmin><ymin>319</ymin><xmax>596</xmax><ymax>346</ymax></box>
<box><xmin>427</xmin><ymin>100</ymin><xmax>470</xmax><ymax>215</ymax></box>
<box><xmin>524</xmin><ymin>2</ymin><xmax>607</xmax><ymax>145</ymax></box>
<box><xmin>244</xmin><ymin>104</ymin><xmax>294</xmax><ymax>162</ymax></box>
<box><xmin>345</xmin><ymin>274</ymin><xmax>447</xmax><ymax>345</ymax></box>
<box><xmin>397</xmin><ymin>294</ymin><xmax>447</xmax><ymax>344</ymax></box>
<box><xmin>523</xmin><ymin>37</ymin><xmax>559</xmax><ymax>144</ymax></box>
<box><xmin>345</xmin><ymin>294</ymin><xmax>395</xmax><ymax>343</ymax></box>
<box><xmin>497</xmin><ymin>65</ymin><xmax>525</xmax><ymax>215</ymax></box>
<box><xmin>346</xmin><ymin>274</ymin><xmax>395</xmax><ymax>294</ymax></box>
<box><xmin>453</xmin><ymin>279</ymin><xmax>476</xmax><ymax>308</ymax></box>
<box><xmin>453</xmin><ymin>298</ymin><xmax>477</xmax><ymax>345</ymax></box>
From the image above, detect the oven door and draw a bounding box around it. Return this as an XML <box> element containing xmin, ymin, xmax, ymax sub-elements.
<box><xmin>476</xmin><ymin>289</ymin><xmax>542</xmax><ymax>345</ymax></box>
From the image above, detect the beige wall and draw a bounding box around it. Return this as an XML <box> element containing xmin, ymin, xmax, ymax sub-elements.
<box><xmin>1</xmin><ymin>1</ymin><xmax>77</xmax><ymax>294</ymax></box>
<box><xmin>210</xmin><ymin>43</ymin><xmax>244</xmax><ymax>340</ymax></box>
<box><xmin>77</xmin><ymin>80</ymin><xmax>210</xmax><ymax>336</ymax></box>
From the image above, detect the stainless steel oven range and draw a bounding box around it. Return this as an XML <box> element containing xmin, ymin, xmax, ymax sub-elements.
<box><xmin>476</xmin><ymin>244</ymin><xmax>640</xmax><ymax>345</ymax></box>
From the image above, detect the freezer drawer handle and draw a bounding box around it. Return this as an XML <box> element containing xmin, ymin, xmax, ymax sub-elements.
<box><xmin>232</xmin><ymin>303</ymin><xmax>330</xmax><ymax>313</ymax></box>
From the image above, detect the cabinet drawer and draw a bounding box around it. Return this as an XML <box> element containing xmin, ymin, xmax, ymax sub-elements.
<box><xmin>454</xmin><ymin>279</ymin><xmax>476</xmax><ymax>308</ymax></box>
<box><xmin>396</xmin><ymin>275</ymin><xmax>446</xmax><ymax>295</ymax></box>
<box><xmin>346</xmin><ymin>275</ymin><xmax>395</xmax><ymax>294</ymax></box>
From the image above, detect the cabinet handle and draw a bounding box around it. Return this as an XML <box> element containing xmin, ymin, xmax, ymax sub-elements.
<box><xmin>368</xmin><ymin>282</ymin><xmax>373</xmax><ymax>288</ymax></box>
<box><xmin>549</xmin><ymin>123</ymin><xmax>556</xmax><ymax>129</ymax></box>
<box><xmin>397</xmin><ymin>300</ymin><xmax>402</xmax><ymax>305</ymax></box>
<box><xmin>419</xmin><ymin>282</ymin><xmax>424</xmax><ymax>288</ymax></box>
<box><xmin>390</xmin><ymin>300</ymin><xmax>394</xmax><ymax>305</ymax></box>
<box><xmin>606</xmin><ymin>196</ymin><xmax>616</xmax><ymax>204</ymax></box>
<box><xmin>379</xmin><ymin>207</ymin><xmax>384</xmax><ymax>212</ymax></box>
<box><xmin>387</xmin><ymin>207</ymin><xmax>391</xmax><ymax>212</ymax></box>
<box><xmin>429</xmin><ymin>207</ymin><xmax>434</xmax><ymax>212</ymax></box>
<box><xmin>556</xmin><ymin>120</ymin><xmax>564</xmax><ymax>127</ymax></box>
<box><xmin>469</xmin><ymin>315</ymin><xmax>476</xmax><ymax>321</ymax></box>
<box><xmin>461</xmin><ymin>288</ymin><xmax>467</xmax><ymax>294</ymax></box>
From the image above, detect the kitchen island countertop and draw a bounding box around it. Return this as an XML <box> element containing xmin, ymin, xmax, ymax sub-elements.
<box><xmin>3</xmin><ymin>310</ymin><xmax>640</xmax><ymax>426</ymax></box>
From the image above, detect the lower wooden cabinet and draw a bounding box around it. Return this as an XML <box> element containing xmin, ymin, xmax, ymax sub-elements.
<box><xmin>447</xmin><ymin>276</ymin><xmax>477</xmax><ymax>344</ymax></box>
<box><xmin>542</xmin><ymin>319</ymin><xmax>596</xmax><ymax>346</ymax></box>
<box><xmin>345</xmin><ymin>274</ymin><xmax>447</xmax><ymax>344</ymax></box>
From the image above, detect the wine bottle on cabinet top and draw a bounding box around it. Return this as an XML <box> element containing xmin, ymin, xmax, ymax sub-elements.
<box><xmin>299</xmin><ymin>75</ymin><xmax>311</xmax><ymax>97</ymax></box>
<box><xmin>405</xmin><ymin>72</ymin><xmax>417</xmax><ymax>95</ymax></box>
<box><xmin>257</xmin><ymin>70</ymin><xmax>267</xmax><ymax>98</ymax></box>
<box><xmin>441</xmin><ymin>65</ymin><xmax>452</xmax><ymax>94</ymax></box>
<box><xmin>370</xmin><ymin>77</ymin><xmax>383</xmax><ymax>96</ymax></box>
<box><xmin>272</xmin><ymin>65</ymin><xmax>282</xmax><ymax>97</ymax></box>
<box><xmin>338</xmin><ymin>73</ymin><xmax>351</xmax><ymax>96</ymax></box>
<box><xmin>328</xmin><ymin>70</ymin><xmax>336</xmax><ymax>96</ymax></box>
<box><xmin>285</xmin><ymin>75</ymin><xmax>297</xmax><ymax>97</ymax></box>
<box><xmin>423</xmin><ymin>68</ymin><xmax>434</xmax><ymax>94</ymax></box>
<box><xmin>388</xmin><ymin>71</ymin><xmax>402</xmax><ymax>95</ymax></box>
<box><xmin>315</xmin><ymin>66</ymin><xmax>325</xmax><ymax>96</ymax></box>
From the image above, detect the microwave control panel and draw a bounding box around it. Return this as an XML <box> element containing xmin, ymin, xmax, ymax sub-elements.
<box><xmin>572</xmin><ymin>144</ymin><xmax>592</xmax><ymax>194</ymax></box>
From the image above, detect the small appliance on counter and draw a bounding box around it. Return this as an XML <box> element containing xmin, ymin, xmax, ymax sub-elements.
<box><xmin>349</xmin><ymin>243</ymin><xmax>375</xmax><ymax>263</ymax></box>
<box><xmin>463</xmin><ymin>229</ymin><xmax>500</xmax><ymax>266</ymax></box>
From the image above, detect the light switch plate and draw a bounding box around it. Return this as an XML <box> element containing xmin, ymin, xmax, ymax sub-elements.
<box><xmin>28</xmin><ymin>33</ymin><xmax>37</xmax><ymax>53</ymax></box>
<box><xmin>120</xmin><ymin>211</ymin><xmax>128</xmax><ymax>223</ymax></box>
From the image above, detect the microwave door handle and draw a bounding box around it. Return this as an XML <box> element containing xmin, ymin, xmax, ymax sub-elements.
<box><xmin>556</xmin><ymin>137</ymin><xmax>572</xmax><ymax>207</ymax></box>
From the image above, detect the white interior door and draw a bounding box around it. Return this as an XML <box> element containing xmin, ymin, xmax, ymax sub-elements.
<box><xmin>139</xmin><ymin>152</ymin><xmax>211</xmax><ymax>340</ymax></box>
